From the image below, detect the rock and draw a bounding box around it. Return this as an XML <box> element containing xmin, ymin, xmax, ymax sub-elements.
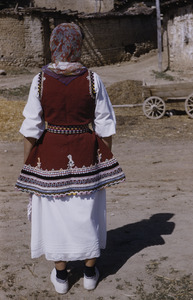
<box><xmin>0</xmin><ymin>70</ymin><xmax>6</xmax><ymax>75</ymax></box>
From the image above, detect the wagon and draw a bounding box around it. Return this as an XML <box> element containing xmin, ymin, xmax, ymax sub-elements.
<box><xmin>142</xmin><ymin>82</ymin><xmax>193</xmax><ymax>119</ymax></box>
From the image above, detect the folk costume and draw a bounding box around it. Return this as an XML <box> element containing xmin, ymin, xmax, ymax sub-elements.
<box><xmin>16</xmin><ymin>23</ymin><xmax>125</xmax><ymax>262</ymax></box>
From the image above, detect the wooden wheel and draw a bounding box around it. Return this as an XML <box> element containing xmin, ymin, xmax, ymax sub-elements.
<box><xmin>185</xmin><ymin>93</ymin><xmax>193</xmax><ymax>118</ymax></box>
<box><xmin>143</xmin><ymin>96</ymin><xmax>166</xmax><ymax>119</ymax></box>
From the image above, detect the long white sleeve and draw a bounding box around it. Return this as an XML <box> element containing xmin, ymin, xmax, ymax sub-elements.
<box><xmin>93</xmin><ymin>72</ymin><xmax>116</xmax><ymax>137</ymax></box>
<box><xmin>20</xmin><ymin>74</ymin><xmax>45</xmax><ymax>139</ymax></box>
<box><xmin>20</xmin><ymin>72</ymin><xmax>115</xmax><ymax>139</ymax></box>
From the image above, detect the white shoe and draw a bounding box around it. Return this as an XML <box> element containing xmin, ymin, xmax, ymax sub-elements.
<box><xmin>50</xmin><ymin>268</ymin><xmax>69</xmax><ymax>294</ymax></box>
<box><xmin>83</xmin><ymin>267</ymin><xmax>99</xmax><ymax>290</ymax></box>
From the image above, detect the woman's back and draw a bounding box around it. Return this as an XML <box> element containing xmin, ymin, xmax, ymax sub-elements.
<box><xmin>41</xmin><ymin>69</ymin><xmax>96</xmax><ymax>126</ymax></box>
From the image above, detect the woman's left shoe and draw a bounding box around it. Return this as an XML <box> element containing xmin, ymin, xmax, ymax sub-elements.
<box><xmin>83</xmin><ymin>267</ymin><xmax>99</xmax><ymax>290</ymax></box>
<box><xmin>50</xmin><ymin>268</ymin><xmax>69</xmax><ymax>294</ymax></box>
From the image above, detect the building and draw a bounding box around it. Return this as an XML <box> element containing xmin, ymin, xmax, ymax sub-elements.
<box><xmin>162</xmin><ymin>0</ymin><xmax>193</xmax><ymax>71</ymax></box>
<box><xmin>33</xmin><ymin>0</ymin><xmax>114</xmax><ymax>14</ymax></box>
<box><xmin>0</xmin><ymin>4</ymin><xmax>157</xmax><ymax>68</ymax></box>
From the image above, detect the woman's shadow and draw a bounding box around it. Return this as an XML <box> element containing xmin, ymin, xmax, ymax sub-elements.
<box><xmin>98</xmin><ymin>213</ymin><xmax>175</xmax><ymax>279</ymax></box>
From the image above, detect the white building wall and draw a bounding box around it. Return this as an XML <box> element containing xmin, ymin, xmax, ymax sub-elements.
<box><xmin>163</xmin><ymin>5</ymin><xmax>193</xmax><ymax>70</ymax></box>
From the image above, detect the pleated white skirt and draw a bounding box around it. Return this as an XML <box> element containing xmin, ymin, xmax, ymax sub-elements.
<box><xmin>31</xmin><ymin>189</ymin><xmax>106</xmax><ymax>261</ymax></box>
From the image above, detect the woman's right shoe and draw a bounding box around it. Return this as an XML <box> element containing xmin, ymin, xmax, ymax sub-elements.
<box><xmin>83</xmin><ymin>267</ymin><xmax>99</xmax><ymax>290</ymax></box>
<box><xmin>50</xmin><ymin>268</ymin><xmax>69</xmax><ymax>294</ymax></box>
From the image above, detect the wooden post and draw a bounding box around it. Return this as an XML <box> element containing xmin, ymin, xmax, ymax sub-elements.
<box><xmin>156</xmin><ymin>0</ymin><xmax>162</xmax><ymax>72</ymax></box>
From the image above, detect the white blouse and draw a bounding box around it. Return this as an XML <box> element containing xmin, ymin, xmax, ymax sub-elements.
<box><xmin>20</xmin><ymin>72</ymin><xmax>116</xmax><ymax>139</ymax></box>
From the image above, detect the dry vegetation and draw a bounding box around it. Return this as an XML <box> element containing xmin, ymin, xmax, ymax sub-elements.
<box><xmin>0</xmin><ymin>98</ymin><xmax>25</xmax><ymax>141</ymax></box>
<box><xmin>1</xmin><ymin>78</ymin><xmax>193</xmax><ymax>144</ymax></box>
<box><xmin>106</xmin><ymin>80</ymin><xmax>143</xmax><ymax>105</ymax></box>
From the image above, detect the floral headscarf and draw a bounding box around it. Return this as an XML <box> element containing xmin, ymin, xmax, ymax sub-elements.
<box><xmin>48</xmin><ymin>23</ymin><xmax>85</xmax><ymax>76</ymax></box>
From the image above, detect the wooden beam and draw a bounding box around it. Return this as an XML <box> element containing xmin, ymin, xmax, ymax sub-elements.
<box><xmin>156</xmin><ymin>0</ymin><xmax>162</xmax><ymax>72</ymax></box>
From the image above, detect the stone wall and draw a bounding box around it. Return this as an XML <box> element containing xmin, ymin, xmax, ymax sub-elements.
<box><xmin>163</xmin><ymin>4</ymin><xmax>193</xmax><ymax>71</ymax></box>
<box><xmin>33</xmin><ymin>0</ymin><xmax>114</xmax><ymax>13</ymax></box>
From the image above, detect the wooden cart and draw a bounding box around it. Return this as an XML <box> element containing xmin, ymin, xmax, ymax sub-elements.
<box><xmin>142</xmin><ymin>82</ymin><xmax>193</xmax><ymax>119</ymax></box>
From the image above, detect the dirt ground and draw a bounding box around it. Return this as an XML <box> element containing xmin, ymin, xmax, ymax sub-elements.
<box><xmin>1</xmin><ymin>52</ymin><xmax>193</xmax><ymax>299</ymax></box>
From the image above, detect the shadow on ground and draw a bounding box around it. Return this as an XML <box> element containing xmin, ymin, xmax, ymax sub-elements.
<box><xmin>99</xmin><ymin>213</ymin><xmax>175</xmax><ymax>280</ymax></box>
<box><xmin>65</xmin><ymin>213</ymin><xmax>175</xmax><ymax>288</ymax></box>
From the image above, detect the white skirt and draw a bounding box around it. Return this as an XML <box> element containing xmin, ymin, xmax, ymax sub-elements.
<box><xmin>30</xmin><ymin>189</ymin><xmax>106</xmax><ymax>261</ymax></box>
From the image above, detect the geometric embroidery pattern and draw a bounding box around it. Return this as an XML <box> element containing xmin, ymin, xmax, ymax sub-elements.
<box><xmin>15</xmin><ymin>157</ymin><xmax>125</xmax><ymax>197</ymax></box>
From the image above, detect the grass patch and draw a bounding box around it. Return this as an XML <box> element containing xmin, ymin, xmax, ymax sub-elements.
<box><xmin>0</xmin><ymin>85</ymin><xmax>30</xmax><ymax>100</ymax></box>
<box><xmin>152</xmin><ymin>70</ymin><xmax>174</xmax><ymax>81</ymax></box>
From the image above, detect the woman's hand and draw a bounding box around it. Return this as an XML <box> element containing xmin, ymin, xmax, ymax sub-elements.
<box><xmin>24</xmin><ymin>137</ymin><xmax>36</xmax><ymax>163</ymax></box>
<box><xmin>102</xmin><ymin>136</ymin><xmax>112</xmax><ymax>150</ymax></box>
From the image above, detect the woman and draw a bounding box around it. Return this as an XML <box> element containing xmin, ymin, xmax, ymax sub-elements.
<box><xmin>16</xmin><ymin>23</ymin><xmax>125</xmax><ymax>294</ymax></box>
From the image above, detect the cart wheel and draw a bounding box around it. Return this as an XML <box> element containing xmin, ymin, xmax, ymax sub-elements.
<box><xmin>143</xmin><ymin>96</ymin><xmax>166</xmax><ymax>119</ymax></box>
<box><xmin>185</xmin><ymin>93</ymin><xmax>193</xmax><ymax>118</ymax></box>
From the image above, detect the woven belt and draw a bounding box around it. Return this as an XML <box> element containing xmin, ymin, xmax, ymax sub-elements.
<box><xmin>47</xmin><ymin>124</ymin><xmax>90</xmax><ymax>134</ymax></box>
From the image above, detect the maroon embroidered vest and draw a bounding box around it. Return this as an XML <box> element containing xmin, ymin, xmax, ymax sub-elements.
<box><xmin>15</xmin><ymin>70</ymin><xmax>126</xmax><ymax>197</ymax></box>
<box><xmin>41</xmin><ymin>71</ymin><xmax>95</xmax><ymax>126</ymax></box>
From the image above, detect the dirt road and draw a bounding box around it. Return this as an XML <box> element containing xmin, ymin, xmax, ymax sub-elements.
<box><xmin>0</xmin><ymin>53</ymin><xmax>193</xmax><ymax>299</ymax></box>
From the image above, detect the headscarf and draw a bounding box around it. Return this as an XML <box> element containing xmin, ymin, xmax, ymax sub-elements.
<box><xmin>48</xmin><ymin>23</ymin><xmax>85</xmax><ymax>76</ymax></box>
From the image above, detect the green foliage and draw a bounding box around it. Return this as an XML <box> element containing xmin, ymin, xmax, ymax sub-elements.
<box><xmin>152</xmin><ymin>70</ymin><xmax>174</xmax><ymax>81</ymax></box>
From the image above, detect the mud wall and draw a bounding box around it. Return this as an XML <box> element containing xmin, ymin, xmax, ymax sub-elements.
<box><xmin>33</xmin><ymin>0</ymin><xmax>114</xmax><ymax>13</ymax></box>
<box><xmin>0</xmin><ymin>14</ymin><xmax>44</xmax><ymax>67</ymax></box>
<box><xmin>77</xmin><ymin>15</ymin><xmax>157</xmax><ymax>67</ymax></box>
<box><xmin>163</xmin><ymin>4</ymin><xmax>193</xmax><ymax>70</ymax></box>
<box><xmin>0</xmin><ymin>11</ymin><xmax>157</xmax><ymax>68</ymax></box>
